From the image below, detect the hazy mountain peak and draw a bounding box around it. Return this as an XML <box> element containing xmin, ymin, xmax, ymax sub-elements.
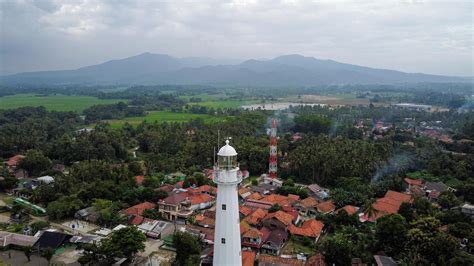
<box><xmin>1</xmin><ymin>53</ymin><xmax>469</xmax><ymax>86</ymax></box>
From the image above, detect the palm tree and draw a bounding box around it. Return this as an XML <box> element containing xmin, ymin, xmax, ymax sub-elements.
<box><xmin>363</xmin><ymin>199</ymin><xmax>379</xmax><ymax>220</ymax></box>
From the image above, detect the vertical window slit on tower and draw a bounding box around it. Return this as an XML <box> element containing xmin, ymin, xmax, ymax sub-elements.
<box><xmin>221</xmin><ymin>238</ymin><xmax>226</xmax><ymax>244</ymax></box>
<box><xmin>222</xmin><ymin>204</ymin><xmax>226</xmax><ymax>210</ymax></box>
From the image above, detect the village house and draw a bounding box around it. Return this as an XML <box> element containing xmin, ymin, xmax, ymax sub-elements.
<box><xmin>189</xmin><ymin>194</ymin><xmax>215</xmax><ymax>210</ymax></box>
<box><xmin>244</xmin><ymin>208</ymin><xmax>268</xmax><ymax>227</ymax></box>
<box><xmin>423</xmin><ymin>181</ymin><xmax>452</xmax><ymax>201</ymax></box>
<box><xmin>158</xmin><ymin>191</ymin><xmax>193</xmax><ymax>222</ymax></box>
<box><xmin>260</xmin><ymin>228</ymin><xmax>288</xmax><ymax>255</ymax></box>
<box><xmin>336</xmin><ymin>205</ymin><xmax>359</xmax><ymax>216</ymax></box>
<box><xmin>33</xmin><ymin>230</ymin><xmax>72</xmax><ymax>253</ymax></box>
<box><xmin>307</xmin><ymin>184</ymin><xmax>329</xmax><ymax>200</ymax></box>
<box><xmin>403</xmin><ymin>177</ymin><xmax>424</xmax><ymax>192</ymax></box>
<box><xmin>5</xmin><ymin>155</ymin><xmax>25</xmax><ymax>172</ymax></box>
<box><xmin>361</xmin><ymin>190</ymin><xmax>412</xmax><ymax>222</ymax></box>
<box><xmin>288</xmin><ymin>219</ymin><xmax>324</xmax><ymax>243</ymax></box>
<box><xmin>0</xmin><ymin>231</ymin><xmax>38</xmax><ymax>249</ymax></box>
<box><xmin>239</xmin><ymin>206</ymin><xmax>253</xmax><ymax>220</ymax></box>
<box><xmin>121</xmin><ymin>201</ymin><xmax>157</xmax><ymax>225</ymax></box>
<box><xmin>316</xmin><ymin>200</ymin><xmax>336</xmax><ymax>214</ymax></box>
<box><xmin>294</xmin><ymin>196</ymin><xmax>319</xmax><ymax>216</ymax></box>
<box><xmin>262</xmin><ymin>210</ymin><xmax>294</xmax><ymax>230</ymax></box>
<box><xmin>241</xmin><ymin>226</ymin><xmax>270</xmax><ymax>250</ymax></box>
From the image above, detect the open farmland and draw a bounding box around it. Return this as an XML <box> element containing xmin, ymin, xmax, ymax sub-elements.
<box><xmin>105</xmin><ymin>111</ymin><xmax>231</xmax><ymax>128</ymax></box>
<box><xmin>0</xmin><ymin>94</ymin><xmax>125</xmax><ymax>112</ymax></box>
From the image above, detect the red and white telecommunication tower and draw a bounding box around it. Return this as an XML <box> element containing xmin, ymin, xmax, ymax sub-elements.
<box><xmin>268</xmin><ymin>118</ymin><xmax>278</xmax><ymax>179</ymax></box>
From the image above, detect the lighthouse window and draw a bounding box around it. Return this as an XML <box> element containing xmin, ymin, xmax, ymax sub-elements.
<box><xmin>222</xmin><ymin>204</ymin><xmax>226</xmax><ymax>210</ymax></box>
<box><xmin>221</xmin><ymin>238</ymin><xmax>226</xmax><ymax>244</ymax></box>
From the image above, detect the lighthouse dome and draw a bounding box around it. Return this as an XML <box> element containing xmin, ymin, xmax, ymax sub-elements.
<box><xmin>217</xmin><ymin>140</ymin><xmax>237</xmax><ymax>156</ymax></box>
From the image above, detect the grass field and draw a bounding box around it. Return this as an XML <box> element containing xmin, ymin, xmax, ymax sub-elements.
<box><xmin>0</xmin><ymin>94</ymin><xmax>125</xmax><ymax>113</ymax></box>
<box><xmin>105</xmin><ymin>111</ymin><xmax>231</xmax><ymax>128</ymax></box>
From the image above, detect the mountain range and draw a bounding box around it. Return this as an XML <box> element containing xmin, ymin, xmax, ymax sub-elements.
<box><xmin>1</xmin><ymin>53</ymin><xmax>470</xmax><ymax>86</ymax></box>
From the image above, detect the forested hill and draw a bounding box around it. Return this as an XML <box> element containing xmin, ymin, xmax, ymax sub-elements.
<box><xmin>1</xmin><ymin>53</ymin><xmax>470</xmax><ymax>86</ymax></box>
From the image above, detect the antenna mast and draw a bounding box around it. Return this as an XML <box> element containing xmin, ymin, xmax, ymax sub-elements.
<box><xmin>269</xmin><ymin>118</ymin><xmax>278</xmax><ymax>179</ymax></box>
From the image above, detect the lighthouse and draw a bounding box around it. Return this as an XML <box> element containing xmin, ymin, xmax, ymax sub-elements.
<box><xmin>213</xmin><ymin>139</ymin><xmax>242</xmax><ymax>266</ymax></box>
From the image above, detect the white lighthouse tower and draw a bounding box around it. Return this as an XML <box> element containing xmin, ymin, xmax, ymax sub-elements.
<box><xmin>213</xmin><ymin>139</ymin><xmax>242</xmax><ymax>266</ymax></box>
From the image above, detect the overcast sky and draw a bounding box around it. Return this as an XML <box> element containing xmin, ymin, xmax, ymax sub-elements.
<box><xmin>1</xmin><ymin>0</ymin><xmax>472</xmax><ymax>76</ymax></box>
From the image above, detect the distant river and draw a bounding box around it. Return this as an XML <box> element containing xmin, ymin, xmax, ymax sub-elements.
<box><xmin>241</xmin><ymin>102</ymin><xmax>326</xmax><ymax>110</ymax></box>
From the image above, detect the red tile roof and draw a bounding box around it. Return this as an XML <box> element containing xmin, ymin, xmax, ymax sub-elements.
<box><xmin>189</xmin><ymin>185</ymin><xmax>216</xmax><ymax>194</ymax></box>
<box><xmin>262</xmin><ymin>194</ymin><xmax>296</xmax><ymax>206</ymax></box>
<box><xmin>135</xmin><ymin>175</ymin><xmax>145</xmax><ymax>185</ymax></box>
<box><xmin>385</xmin><ymin>190</ymin><xmax>412</xmax><ymax>203</ymax></box>
<box><xmin>122</xmin><ymin>202</ymin><xmax>156</xmax><ymax>216</ymax></box>
<box><xmin>245</xmin><ymin>199</ymin><xmax>273</xmax><ymax>210</ymax></box>
<box><xmin>239</xmin><ymin>206</ymin><xmax>253</xmax><ymax>217</ymax></box>
<box><xmin>404</xmin><ymin>177</ymin><xmax>423</xmax><ymax>186</ymax></box>
<box><xmin>316</xmin><ymin>200</ymin><xmax>336</xmax><ymax>213</ymax></box>
<box><xmin>7</xmin><ymin>155</ymin><xmax>25</xmax><ymax>167</ymax></box>
<box><xmin>299</xmin><ymin>197</ymin><xmax>319</xmax><ymax>208</ymax></box>
<box><xmin>242</xmin><ymin>250</ymin><xmax>256</xmax><ymax>266</ymax></box>
<box><xmin>289</xmin><ymin>219</ymin><xmax>324</xmax><ymax>238</ymax></box>
<box><xmin>130</xmin><ymin>215</ymin><xmax>145</xmax><ymax>225</ymax></box>
<box><xmin>244</xmin><ymin>208</ymin><xmax>268</xmax><ymax>226</ymax></box>
<box><xmin>242</xmin><ymin>227</ymin><xmax>263</xmax><ymax>239</ymax></box>
<box><xmin>263</xmin><ymin>210</ymin><xmax>294</xmax><ymax>226</ymax></box>
<box><xmin>288</xmin><ymin>194</ymin><xmax>300</xmax><ymax>201</ymax></box>
<box><xmin>338</xmin><ymin>205</ymin><xmax>359</xmax><ymax>216</ymax></box>
<box><xmin>190</xmin><ymin>194</ymin><xmax>214</xmax><ymax>205</ymax></box>
<box><xmin>247</xmin><ymin>192</ymin><xmax>264</xmax><ymax>200</ymax></box>
<box><xmin>161</xmin><ymin>192</ymin><xmax>189</xmax><ymax>205</ymax></box>
<box><xmin>364</xmin><ymin>190</ymin><xmax>413</xmax><ymax>221</ymax></box>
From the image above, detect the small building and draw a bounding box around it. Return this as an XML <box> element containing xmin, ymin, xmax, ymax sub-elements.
<box><xmin>190</xmin><ymin>194</ymin><xmax>215</xmax><ymax>210</ymax></box>
<box><xmin>0</xmin><ymin>231</ymin><xmax>38</xmax><ymax>248</ymax></box>
<box><xmin>157</xmin><ymin>191</ymin><xmax>192</xmax><ymax>222</ymax></box>
<box><xmin>241</xmin><ymin>227</ymin><xmax>268</xmax><ymax>250</ymax></box>
<box><xmin>461</xmin><ymin>203</ymin><xmax>474</xmax><ymax>219</ymax></box>
<box><xmin>244</xmin><ymin>208</ymin><xmax>268</xmax><ymax>227</ymax></box>
<box><xmin>403</xmin><ymin>177</ymin><xmax>424</xmax><ymax>192</ymax></box>
<box><xmin>316</xmin><ymin>200</ymin><xmax>336</xmax><ymax>214</ymax></box>
<box><xmin>33</xmin><ymin>230</ymin><xmax>72</xmax><ymax>252</ymax></box>
<box><xmin>260</xmin><ymin>228</ymin><xmax>288</xmax><ymax>256</ymax></box>
<box><xmin>289</xmin><ymin>219</ymin><xmax>324</xmax><ymax>243</ymax></box>
<box><xmin>294</xmin><ymin>197</ymin><xmax>319</xmax><ymax>216</ymax></box>
<box><xmin>122</xmin><ymin>202</ymin><xmax>156</xmax><ymax>217</ymax></box>
<box><xmin>262</xmin><ymin>211</ymin><xmax>294</xmax><ymax>230</ymax></box>
<box><xmin>336</xmin><ymin>205</ymin><xmax>359</xmax><ymax>216</ymax></box>
<box><xmin>5</xmin><ymin>155</ymin><xmax>25</xmax><ymax>172</ymax></box>
<box><xmin>37</xmin><ymin>175</ymin><xmax>54</xmax><ymax>184</ymax></box>
<box><xmin>75</xmin><ymin>207</ymin><xmax>100</xmax><ymax>223</ymax></box>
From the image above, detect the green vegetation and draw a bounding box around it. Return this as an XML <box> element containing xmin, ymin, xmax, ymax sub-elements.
<box><xmin>0</xmin><ymin>94</ymin><xmax>125</xmax><ymax>112</ymax></box>
<box><xmin>105</xmin><ymin>111</ymin><xmax>231</xmax><ymax>128</ymax></box>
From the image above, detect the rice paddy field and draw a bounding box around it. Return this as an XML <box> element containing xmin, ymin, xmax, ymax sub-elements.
<box><xmin>0</xmin><ymin>94</ymin><xmax>125</xmax><ymax>113</ymax></box>
<box><xmin>105</xmin><ymin>111</ymin><xmax>231</xmax><ymax>128</ymax></box>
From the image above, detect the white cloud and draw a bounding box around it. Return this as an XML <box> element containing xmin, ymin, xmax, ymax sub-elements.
<box><xmin>0</xmin><ymin>0</ymin><xmax>472</xmax><ymax>76</ymax></box>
